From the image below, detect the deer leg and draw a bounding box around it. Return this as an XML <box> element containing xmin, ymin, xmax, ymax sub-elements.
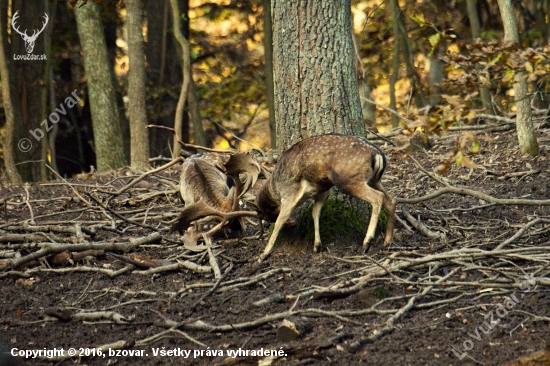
<box><xmin>312</xmin><ymin>191</ymin><xmax>329</xmax><ymax>253</ymax></box>
<box><xmin>383</xmin><ymin>194</ymin><xmax>396</xmax><ymax>246</ymax></box>
<box><xmin>340</xmin><ymin>182</ymin><xmax>384</xmax><ymax>252</ymax></box>
<box><xmin>374</xmin><ymin>182</ymin><xmax>396</xmax><ymax>246</ymax></box>
<box><xmin>258</xmin><ymin>194</ymin><xmax>303</xmax><ymax>262</ymax></box>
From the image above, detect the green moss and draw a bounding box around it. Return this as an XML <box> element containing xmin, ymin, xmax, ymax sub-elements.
<box><xmin>373</xmin><ymin>286</ymin><xmax>386</xmax><ymax>299</ymax></box>
<box><xmin>273</xmin><ymin>197</ymin><xmax>389</xmax><ymax>250</ymax></box>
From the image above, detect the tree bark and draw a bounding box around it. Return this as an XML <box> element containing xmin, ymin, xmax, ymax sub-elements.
<box><xmin>497</xmin><ymin>0</ymin><xmax>540</xmax><ymax>156</ymax></box>
<box><xmin>263</xmin><ymin>0</ymin><xmax>276</xmax><ymax>148</ymax></box>
<box><xmin>389</xmin><ymin>0</ymin><xmax>400</xmax><ymax>127</ymax></box>
<box><xmin>272</xmin><ymin>0</ymin><xmax>371</xmax><ymax>242</ymax></box>
<box><xmin>74</xmin><ymin>2</ymin><xmax>126</xmax><ymax>171</ymax></box>
<box><xmin>146</xmin><ymin>0</ymin><xmax>190</xmax><ymax>156</ymax></box>
<box><xmin>272</xmin><ymin>0</ymin><xmax>364</xmax><ymax>150</ymax></box>
<box><xmin>126</xmin><ymin>0</ymin><xmax>150</xmax><ymax>170</ymax></box>
<box><xmin>188</xmin><ymin>77</ymin><xmax>206</xmax><ymax>147</ymax></box>
<box><xmin>169</xmin><ymin>0</ymin><xmax>196</xmax><ymax>156</ymax></box>
<box><xmin>466</xmin><ymin>0</ymin><xmax>494</xmax><ymax>114</ymax></box>
<box><xmin>0</xmin><ymin>4</ymin><xmax>22</xmax><ymax>183</ymax></box>
<box><xmin>11</xmin><ymin>0</ymin><xmax>46</xmax><ymax>181</ymax></box>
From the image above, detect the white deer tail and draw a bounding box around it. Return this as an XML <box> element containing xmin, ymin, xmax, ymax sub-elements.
<box><xmin>372</xmin><ymin>153</ymin><xmax>386</xmax><ymax>183</ymax></box>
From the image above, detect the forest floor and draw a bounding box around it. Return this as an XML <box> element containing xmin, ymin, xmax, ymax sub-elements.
<box><xmin>1</xmin><ymin>124</ymin><xmax>550</xmax><ymax>366</ymax></box>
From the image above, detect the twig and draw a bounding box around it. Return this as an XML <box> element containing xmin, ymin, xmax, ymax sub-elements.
<box><xmin>204</xmin><ymin>234</ymin><xmax>221</xmax><ymax>279</ymax></box>
<box><xmin>45</xmin><ymin>164</ymin><xmax>91</xmax><ymax>206</ymax></box>
<box><xmin>190</xmin><ymin>262</ymin><xmax>234</xmax><ymax>311</ymax></box>
<box><xmin>397</xmin><ymin>186</ymin><xmax>550</xmax><ymax>206</ymax></box>
<box><xmin>23</xmin><ymin>185</ymin><xmax>36</xmax><ymax>225</ymax></box>
<box><xmin>401</xmin><ymin>207</ymin><xmax>447</xmax><ymax>242</ymax></box>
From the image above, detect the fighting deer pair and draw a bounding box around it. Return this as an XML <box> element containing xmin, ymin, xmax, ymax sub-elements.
<box><xmin>171</xmin><ymin>134</ymin><xmax>396</xmax><ymax>262</ymax></box>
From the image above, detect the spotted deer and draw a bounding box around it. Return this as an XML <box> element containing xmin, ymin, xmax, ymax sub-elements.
<box><xmin>254</xmin><ymin>134</ymin><xmax>396</xmax><ymax>262</ymax></box>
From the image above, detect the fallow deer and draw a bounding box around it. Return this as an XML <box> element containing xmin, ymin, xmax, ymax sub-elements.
<box><xmin>254</xmin><ymin>134</ymin><xmax>396</xmax><ymax>262</ymax></box>
<box><xmin>171</xmin><ymin>152</ymin><xmax>261</xmax><ymax>242</ymax></box>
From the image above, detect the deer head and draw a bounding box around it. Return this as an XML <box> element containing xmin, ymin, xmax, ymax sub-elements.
<box><xmin>253</xmin><ymin>134</ymin><xmax>396</xmax><ymax>262</ymax></box>
<box><xmin>174</xmin><ymin>151</ymin><xmax>261</xmax><ymax>245</ymax></box>
<box><xmin>11</xmin><ymin>11</ymin><xmax>49</xmax><ymax>54</ymax></box>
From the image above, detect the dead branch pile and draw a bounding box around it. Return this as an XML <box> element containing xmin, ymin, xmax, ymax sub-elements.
<box><xmin>1</xmin><ymin>124</ymin><xmax>550</xmax><ymax>362</ymax></box>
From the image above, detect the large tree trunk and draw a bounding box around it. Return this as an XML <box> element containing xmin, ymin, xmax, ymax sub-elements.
<box><xmin>126</xmin><ymin>0</ymin><xmax>150</xmax><ymax>170</ymax></box>
<box><xmin>273</xmin><ymin>0</ymin><xmax>364</xmax><ymax>149</ymax></box>
<box><xmin>497</xmin><ymin>0</ymin><xmax>540</xmax><ymax>156</ymax></box>
<box><xmin>74</xmin><ymin>2</ymin><xmax>126</xmax><ymax>171</ymax></box>
<box><xmin>272</xmin><ymin>0</ymin><xmax>373</xmax><ymax>248</ymax></box>
<box><xmin>0</xmin><ymin>4</ymin><xmax>22</xmax><ymax>183</ymax></box>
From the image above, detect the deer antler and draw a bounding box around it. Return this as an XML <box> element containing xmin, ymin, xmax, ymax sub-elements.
<box><xmin>169</xmin><ymin>199</ymin><xmax>258</xmax><ymax>236</ymax></box>
<box><xmin>224</xmin><ymin>152</ymin><xmax>261</xmax><ymax>198</ymax></box>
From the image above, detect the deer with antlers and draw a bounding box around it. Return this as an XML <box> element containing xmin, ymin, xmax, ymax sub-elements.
<box><xmin>170</xmin><ymin>134</ymin><xmax>395</xmax><ymax>262</ymax></box>
<box><xmin>170</xmin><ymin>151</ymin><xmax>261</xmax><ymax>245</ymax></box>
<box><xmin>254</xmin><ymin>134</ymin><xmax>396</xmax><ymax>262</ymax></box>
<box><xmin>11</xmin><ymin>11</ymin><xmax>49</xmax><ymax>54</ymax></box>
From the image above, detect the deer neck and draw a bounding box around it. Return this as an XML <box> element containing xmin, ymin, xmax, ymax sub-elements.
<box><xmin>256</xmin><ymin>177</ymin><xmax>281</xmax><ymax>221</ymax></box>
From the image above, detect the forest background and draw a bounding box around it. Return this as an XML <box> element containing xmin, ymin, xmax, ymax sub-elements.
<box><xmin>0</xmin><ymin>0</ymin><xmax>548</xmax><ymax>183</ymax></box>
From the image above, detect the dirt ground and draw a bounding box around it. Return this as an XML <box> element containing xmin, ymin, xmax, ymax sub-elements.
<box><xmin>1</xmin><ymin>126</ymin><xmax>550</xmax><ymax>366</ymax></box>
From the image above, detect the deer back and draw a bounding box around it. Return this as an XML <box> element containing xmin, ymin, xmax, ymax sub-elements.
<box><xmin>254</xmin><ymin>134</ymin><xmax>387</xmax><ymax>220</ymax></box>
<box><xmin>180</xmin><ymin>154</ymin><xmax>234</xmax><ymax>213</ymax></box>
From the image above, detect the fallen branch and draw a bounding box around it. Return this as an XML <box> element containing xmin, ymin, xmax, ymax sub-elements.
<box><xmin>2</xmin><ymin>232</ymin><xmax>161</xmax><ymax>270</ymax></box>
<box><xmin>397</xmin><ymin>186</ymin><xmax>550</xmax><ymax>206</ymax></box>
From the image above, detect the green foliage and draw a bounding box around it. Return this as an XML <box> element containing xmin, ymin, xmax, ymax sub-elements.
<box><xmin>190</xmin><ymin>0</ymin><xmax>268</xmax><ymax>148</ymax></box>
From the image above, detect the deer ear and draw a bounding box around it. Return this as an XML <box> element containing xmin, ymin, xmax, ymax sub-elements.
<box><xmin>224</xmin><ymin>152</ymin><xmax>261</xmax><ymax>197</ymax></box>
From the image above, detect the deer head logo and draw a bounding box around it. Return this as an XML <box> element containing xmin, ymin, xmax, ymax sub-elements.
<box><xmin>11</xmin><ymin>11</ymin><xmax>49</xmax><ymax>54</ymax></box>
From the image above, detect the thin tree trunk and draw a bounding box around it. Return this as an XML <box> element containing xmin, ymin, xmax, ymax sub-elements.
<box><xmin>74</xmin><ymin>1</ymin><xmax>126</xmax><ymax>171</ymax></box>
<box><xmin>394</xmin><ymin>1</ymin><xmax>427</xmax><ymax>110</ymax></box>
<box><xmin>358</xmin><ymin>81</ymin><xmax>375</xmax><ymax>127</ymax></box>
<box><xmin>126</xmin><ymin>0</ymin><xmax>150</xmax><ymax>170</ymax></box>
<box><xmin>169</xmin><ymin>0</ymin><xmax>191</xmax><ymax>157</ymax></box>
<box><xmin>389</xmin><ymin>0</ymin><xmax>400</xmax><ymax>127</ymax></box>
<box><xmin>188</xmin><ymin>77</ymin><xmax>206</xmax><ymax>147</ymax></box>
<box><xmin>467</xmin><ymin>0</ymin><xmax>494</xmax><ymax>114</ymax></box>
<box><xmin>0</xmin><ymin>6</ymin><xmax>22</xmax><ymax>184</ymax></box>
<box><xmin>263</xmin><ymin>0</ymin><xmax>276</xmax><ymax>148</ymax></box>
<box><xmin>497</xmin><ymin>0</ymin><xmax>540</xmax><ymax>156</ymax></box>
<box><xmin>11</xmin><ymin>0</ymin><xmax>46</xmax><ymax>181</ymax></box>
<box><xmin>352</xmin><ymin>29</ymin><xmax>375</xmax><ymax>127</ymax></box>
<box><xmin>40</xmin><ymin>0</ymin><xmax>57</xmax><ymax>181</ymax></box>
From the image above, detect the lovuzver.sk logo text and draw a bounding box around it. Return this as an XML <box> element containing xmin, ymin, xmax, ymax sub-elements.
<box><xmin>11</xmin><ymin>10</ymin><xmax>48</xmax><ymax>61</ymax></box>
